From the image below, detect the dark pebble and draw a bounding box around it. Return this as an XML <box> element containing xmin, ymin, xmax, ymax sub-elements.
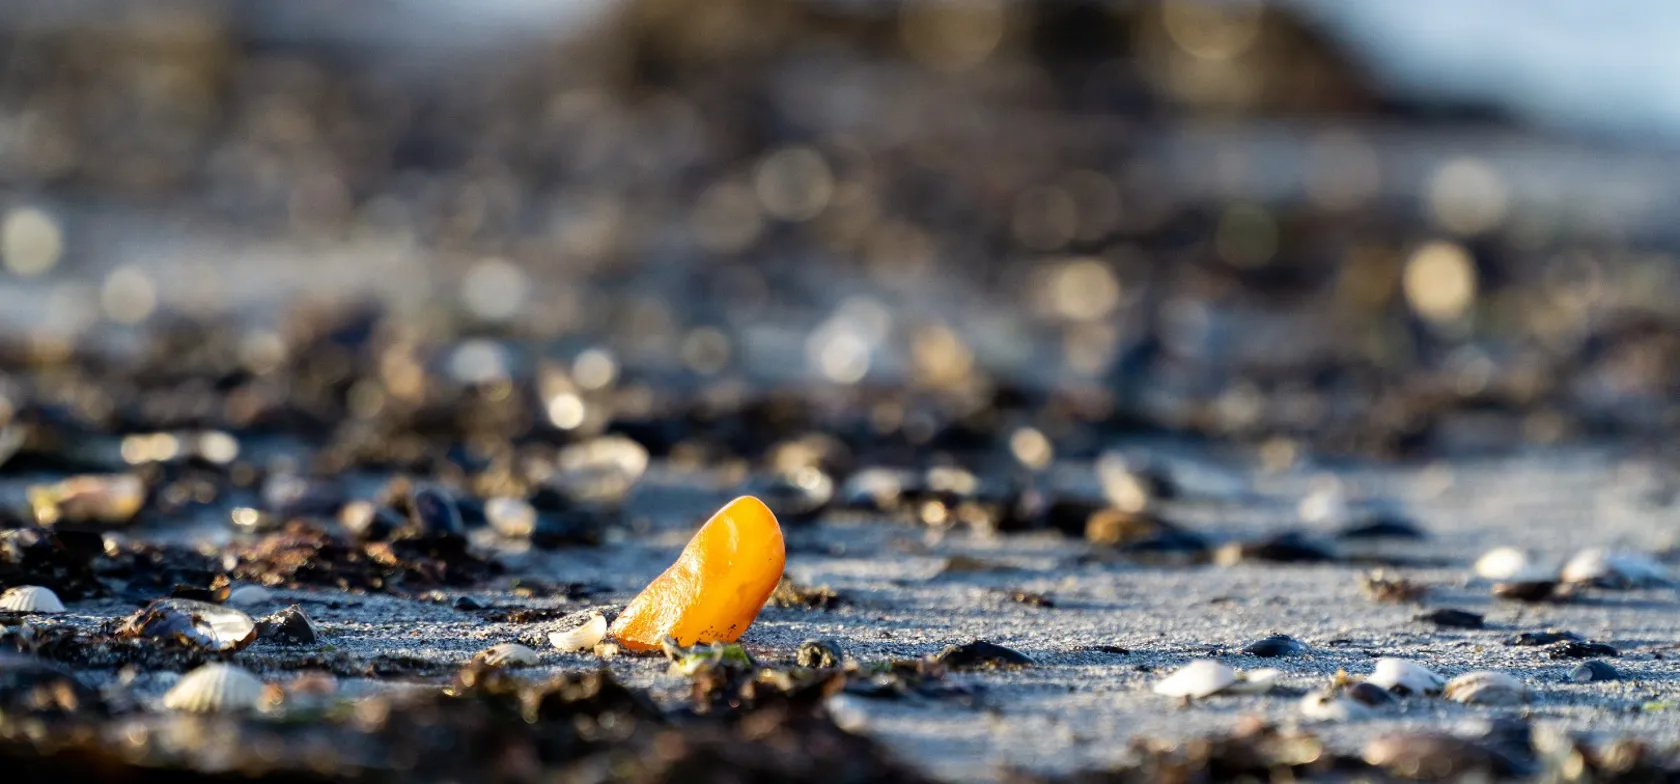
<box><xmin>934</xmin><ymin>640</ymin><xmax>1033</xmax><ymax>670</ymax></box>
<box><xmin>1219</xmin><ymin>531</ymin><xmax>1337</xmax><ymax>565</ymax></box>
<box><xmin>454</xmin><ymin>596</ymin><xmax>484</xmax><ymax>610</ymax></box>
<box><xmin>1505</xmin><ymin>630</ymin><xmax>1582</xmax><ymax>647</ymax></box>
<box><xmin>1549</xmin><ymin>641</ymin><xmax>1618</xmax><ymax>659</ymax></box>
<box><xmin>1415</xmin><ymin>608</ymin><xmax>1484</xmax><ymax>629</ymax></box>
<box><xmin>1569</xmin><ymin>660</ymin><xmax>1618</xmax><ymax>682</ymax></box>
<box><xmin>1491</xmin><ymin>581</ymin><xmax>1561</xmax><ymax>602</ymax></box>
<box><xmin>257</xmin><ymin>605</ymin><xmax>318</xmax><ymax>644</ymax></box>
<box><xmin>1337</xmin><ymin>514</ymin><xmax>1427</xmax><ymax>540</ymax></box>
<box><xmin>1241</xmin><ymin>634</ymin><xmax>1306</xmax><ymax>658</ymax></box>
<box><xmin>1347</xmin><ymin>681</ymin><xmax>1397</xmax><ymax>707</ymax></box>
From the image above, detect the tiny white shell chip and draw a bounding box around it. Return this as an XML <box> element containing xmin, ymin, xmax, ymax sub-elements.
<box><xmin>1367</xmin><ymin>658</ymin><xmax>1445</xmax><ymax>696</ymax></box>
<box><xmin>162</xmin><ymin>663</ymin><xmax>266</xmax><ymax>713</ymax></box>
<box><xmin>475</xmin><ymin>643</ymin><xmax>540</xmax><ymax>668</ymax></box>
<box><xmin>1153</xmin><ymin>660</ymin><xmax>1238</xmax><ymax>699</ymax></box>
<box><xmin>1472</xmin><ymin>547</ymin><xmax>1547</xmax><ymax>582</ymax></box>
<box><xmin>1560</xmin><ymin>548</ymin><xmax>1669</xmax><ymax>588</ymax></box>
<box><xmin>224</xmin><ymin>585</ymin><xmax>272</xmax><ymax>607</ymax></box>
<box><xmin>550</xmin><ymin>612</ymin><xmax>608</xmax><ymax>652</ymax></box>
<box><xmin>0</xmin><ymin>585</ymin><xmax>65</xmax><ymax>613</ymax></box>
<box><xmin>1300</xmin><ymin>691</ymin><xmax>1373</xmax><ymax>722</ymax></box>
<box><xmin>1443</xmin><ymin>670</ymin><xmax>1526</xmax><ymax>705</ymax></box>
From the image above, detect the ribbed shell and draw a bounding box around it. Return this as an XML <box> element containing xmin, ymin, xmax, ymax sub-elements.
<box><xmin>162</xmin><ymin>663</ymin><xmax>266</xmax><ymax>713</ymax></box>
<box><xmin>0</xmin><ymin>585</ymin><xmax>65</xmax><ymax>613</ymax></box>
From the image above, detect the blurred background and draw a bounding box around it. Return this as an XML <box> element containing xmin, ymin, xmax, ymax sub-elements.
<box><xmin>4</xmin><ymin>0</ymin><xmax>1680</xmax><ymax>462</ymax></box>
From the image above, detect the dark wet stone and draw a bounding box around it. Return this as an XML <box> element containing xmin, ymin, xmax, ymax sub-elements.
<box><xmin>408</xmin><ymin>484</ymin><xmax>466</xmax><ymax>541</ymax></box>
<box><xmin>1505</xmin><ymin>630</ymin><xmax>1582</xmax><ymax>647</ymax></box>
<box><xmin>934</xmin><ymin>640</ymin><xmax>1032</xmax><ymax>670</ymax></box>
<box><xmin>454</xmin><ymin>596</ymin><xmax>484</xmax><ymax>610</ymax></box>
<box><xmin>1414</xmin><ymin>608</ymin><xmax>1484</xmax><ymax>629</ymax></box>
<box><xmin>1491</xmin><ymin>580</ymin><xmax>1561</xmax><ymax>602</ymax></box>
<box><xmin>256</xmin><ymin>605</ymin><xmax>318</xmax><ymax>644</ymax></box>
<box><xmin>1347</xmin><ymin>681</ymin><xmax>1397</xmax><ymax>707</ymax></box>
<box><xmin>796</xmin><ymin>639</ymin><xmax>843</xmax><ymax>668</ymax></box>
<box><xmin>1549</xmin><ymin>640</ymin><xmax>1618</xmax><ymax>659</ymax></box>
<box><xmin>1219</xmin><ymin>531</ymin><xmax>1337</xmax><ymax>565</ymax></box>
<box><xmin>1241</xmin><ymin>634</ymin><xmax>1305</xmax><ymax>658</ymax></box>
<box><xmin>1364</xmin><ymin>732</ymin><xmax>1523</xmax><ymax>779</ymax></box>
<box><xmin>1569</xmin><ymin>660</ymin><xmax>1619</xmax><ymax>682</ymax></box>
<box><xmin>1337</xmin><ymin>514</ymin><xmax>1427</xmax><ymax>540</ymax></box>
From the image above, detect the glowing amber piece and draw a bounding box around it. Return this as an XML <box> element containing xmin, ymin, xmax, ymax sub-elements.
<box><xmin>609</xmin><ymin>496</ymin><xmax>785</xmax><ymax>652</ymax></box>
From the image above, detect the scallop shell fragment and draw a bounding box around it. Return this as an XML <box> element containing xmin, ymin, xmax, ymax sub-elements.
<box><xmin>162</xmin><ymin>663</ymin><xmax>266</xmax><ymax>713</ymax></box>
<box><xmin>1443</xmin><ymin>670</ymin><xmax>1527</xmax><ymax>705</ymax></box>
<box><xmin>0</xmin><ymin>585</ymin><xmax>65</xmax><ymax>614</ymax></box>
<box><xmin>1153</xmin><ymin>660</ymin><xmax>1274</xmax><ymax>699</ymax></box>
<box><xmin>474</xmin><ymin>643</ymin><xmax>540</xmax><ymax>668</ymax></box>
<box><xmin>549</xmin><ymin>611</ymin><xmax>608</xmax><ymax>652</ymax></box>
<box><xmin>1367</xmin><ymin>658</ymin><xmax>1445</xmax><ymax>696</ymax></box>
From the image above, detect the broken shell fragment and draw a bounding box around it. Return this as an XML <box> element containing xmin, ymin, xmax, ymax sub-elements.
<box><xmin>1153</xmin><ymin>660</ymin><xmax>1237</xmax><ymax>699</ymax></box>
<box><xmin>0</xmin><ymin>585</ymin><xmax>65</xmax><ymax>614</ymax></box>
<box><xmin>1444</xmin><ymin>671</ymin><xmax>1527</xmax><ymax>705</ymax></box>
<box><xmin>474</xmin><ymin>643</ymin><xmax>540</xmax><ymax>668</ymax></box>
<box><xmin>162</xmin><ymin>663</ymin><xmax>266</xmax><ymax>713</ymax></box>
<box><xmin>1367</xmin><ymin>658</ymin><xmax>1445</xmax><ymax>696</ymax></box>
<box><xmin>549</xmin><ymin>612</ymin><xmax>608</xmax><ymax>652</ymax></box>
<box><xmin>608</xmin><ymin>496</ymin><xmax>784</xmax><ymax>652</ymax></box>
<box><xmin>120</xmin><ymin>599</ymin><xmax>257</xmax><ymax>653</ymax></box>
<box><xmin>1472</xmin><ymin>547</ymin><xmax>1546</xmax><ymax>582</ymax></box>
<box><xmin>1241</xmin><ymin>634</ymin><xmax>1305</xmax><ymax>658</ymax></box>
<box><xmin>27</xmin><ymin>474</ymin><xmax>146</xmax><ymax>526</ymax></box>
<box><xmin>1560</xmin><ymin>548</ymin><xmax>1670</xmax><ymax>589</ymax></box>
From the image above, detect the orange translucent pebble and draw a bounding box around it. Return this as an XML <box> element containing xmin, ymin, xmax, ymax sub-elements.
<box><xmin>609</xmin><ymin>495</ymin><xmax>785</xmax><ymax>652</ymax></box>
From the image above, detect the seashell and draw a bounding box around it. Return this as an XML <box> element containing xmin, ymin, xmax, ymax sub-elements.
<box><xmin>553</xmin><ymin>436</ymin><xmax>648</xmax><ymax>505</ymax></box>
<box><xmin>1472</xmin><ymin>547</ymin><xmax>1549</xmax><ymax>582</ymax></box>
<box><xmin>1241</xmin><ymin>634</ymin><xmax>1305</xmax><ymax>658</ymax></box>
<box><xmin>28</xmin><ymin>473</ymin><xmax>146</xmax><ymax>526</ymax></box>
<box><xmin>1569</xmin><ymin>660</ymin><xmax>1618</xmax><ymax>682</ymax></box>
<box><xmin>485</xmin><ymin>496</ymin><xmax>538</xmax><ymax>539</ymax></box>
<box><xmin>1560</xmin><ymin>548</ymin><xmax>1670</xmax><ymax>589</ymax></box>
<box><xmin>1367</xmin><ymin>658</ymin><xmax>1445</xmax><ymax>696</ymax></box>
<box><xmin>162</xmin><ymin>663</ymin><xmax>266</xmax><ymax>713</ymax></box>
<box><xmin>257</xmin><ymin>605</ymin><xmax>318</xmax><ymax>645</ymax></box>
<box><xmin>549</xmin><ymin>611</ymin><xmax>608</xmax><ymax>652</ymax></box>
<box><xmin>1153</xmin><ymin>660</ymin><xmax>1237</xmax><ymax>699</ymax></box>
<box><xmin>224</xmin><ymin>585</ymin><xmax>272</xmax><ymax>607</ymax></box>
<box><xmin>120</xmin><ymin>599</ymin><xmax>257</xmax><ymax>652</ymax></box>
<box><xmin>796</xmin><ymin>638</ymin><xmax>843</xmax><ymax>668</ymax></box>
<box><xmin>1444</xmin><ymin>671</ymin><xmax>1527</xmax><ymax>705</ymax></box>
<box><xmin>0</xmin><ymin>585</ymin><xmax>65</xmax><ymax>613</ymax></box>
<box><xmin>473</xmin><ymin>643</ymin><xmax>539</xmax><ymax>668</ymax></box>
<box><xmin>1300</xmin><ymin>690</ymin><xmax>1373</xmax><ymax>722</ymax></box>
<box><xmin>1225</xmin><ymin>668</ymin><xmax>1280</xmax><ymax>695</ymax></box>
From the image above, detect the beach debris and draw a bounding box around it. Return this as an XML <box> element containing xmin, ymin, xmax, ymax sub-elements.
<box><xmin>1569</xmin><ymin>660</ymin><xmax>1619</xmax><ymax>682</ymax></box>
<box><xmin>1153</xmin><ymin>660</ymin><xmax>1278</xmax><ymax>699</ymax></box>
<box><xmin>549</xmin><ymin>611</ymin><xmax>608</xmax><ymax>652</ymax></box>
<box><xmin>473</xmin><ymin>643</ymin><xmax>540</xmax><ymax>668</ymax></box>
<box><xmin>484</xmin><ymin>496</ymin><xmax>538</xmax><ymax>539</ymax></box>
<box><xmin>1347</xmin><ymin>681</ymin><xmax>1398</xmax><ymax>707</ymax></box>
<box><xmin>1008</xmin><ymin>590</ymin><xmax>1054</xmax><ymax>608</ymax></box>
<box><xmin>1361</xmin><ymin>570</ymin><xmax>1428</xmax><ymax>602</ymax></box>
<box><xmin>1367</xmin><ymin>658</ymin><xmax>1445</xmax><ymax>696</ymax></box>
<box><xmin>1506</xmin><ymin>630</ymin><xmax>1582</xmax><ymax>647</ymax></box>
<box><xmin>1242</xmin><ymin>634</ymin><xmax>1305</xmax><ymax>658</ymax></box>
<box><xmin>1560</xmin><ymin>548</ymin><xmax>1670</xmax><ymax>589</ymax></box>
<box><xmin>27</xmin><ymin>474</ymin><xmax>145</xmax><ymax>526</ymax></box>
<box><xmin>608</xmin><ymin>496</ymin><xmax>784</xmax><ymax>652</ymax></box>
<box><xmin>934</xmin><ymin>640</ymin><xmax>1032</xmax><ymax>670</ymax></box>
<box><xmin>797</xmin><ymin>638</ymin><xmax>843</xmax><ymax>668</ymax></box>
<box><xmin>1491</xmin><ymin>579</ymin><xmax>1565</xmax><ymax>602</ymax></box>
<box><xmin>223</xmin><ymin>584</ymin><xmax>272</xmax><ymax>607</ymax></box>
<box><xmin>1364</xmin><ymin>732</ymin><xmax>1520</xmax><ymax>779</ymax></box>
<box><xmin>1096</xmin><ymin>451</ymin><xmax>1177</xmax><ymax>512</ymax></box>
<box><xmin>0</xmin><ymin>585</ymin><xmax>64</xmax><ymax>614</ymax></box>
<box><xmin>162</xmin><ymin>663</ymin><xmax>266</xmax><ymax>713</ymax></box>
<box><xmin>256</xmin><ymin>605</ymin><xmax>319</xmax><ymax>645</ymax></box>
<box><xmin>664</xmin><ymin>640</ymin><xmax>755</xmax><ymax>677</ymax></box>
<box><xmin>120</xmin><ymin>599</ymin><xmax>258</xmax><ymax>652</ymax></box>
<box><xmin>1300</xmin><ymin>690</ymin><xmax>1373</xmax><ymax>722</ymax></box>
<box><xmin>1415</xmin><ymin>608</ymin><xmax>1484</xmax><ymax>629</ymax></box>
<box><xmin>1549</xmin><ymin>640</ymin><xmax>1618</xmax><ymax>659</ymax></box>
<box><xmin>769</xmin><ymin>576</ymin><xmax>845</xmax><ymax>609</ymax></box>
<box><xmin>1337</xmin><ymin>514</ymin><xmax>1427</xmax><ymax>540</ymax></box>
<box><xmin>1444</xmin><ymin>671</ymin><xmax>1528</xmax><ymax>705</ymax></box>
<box><xmin>1215</xmin><ymin>531</ymin><xmax>1337</xmax><ymax>566</ymax></box>
<box><xmin>1473</xmin><ymin>547</ymin><xmax>1545</xmax><ymax>582</ymax></box>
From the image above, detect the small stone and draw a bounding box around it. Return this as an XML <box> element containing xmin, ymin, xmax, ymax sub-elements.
<box><xmin>1215</xmin><ymin>531</ymin><xmax>1337</xmax><ymax>566</ymax></box>
<box><xmin>1504</xmin><ymin>630</ymin><xmax>1582</xmax><ymax>647</ymax></box>
<box><xmin>454</xmin><ymin>596</ymin><xmax>484</xmax><ymax>610</ymax></box>
<box><xmin>934</xmin><ymin>640</ymin><xmax>1032</xmax><ymax>670</ymax></box>
<box><xmin>1491</xmin><ymin>580</ymin><xmax>1561</xmax><ymax>602</ymax></box>
<box><xmin>1241</xmin><ymin>634</ymin><xmax>1305</xmax><ymax>658</ymax></box>
<box><xmin>1548</xmin><ymin>640</ymin><xmax>1618</xmax><ymax>659</ymax></box>
<box><xmin>473</xmin><ymin>643</ymin><xmax>540</xmax><ymax>668</ymax></box>
<box><xmin>1569</xmin><ymin>660</ymin><xmax>1618</xmax><ymax>682</ymax></box>
<box><xmin>1346</xmin><ymin>681</ymin><xmax>1397</xmax><ymax>707</ymax></box>
<box><xmin>257</xmin><ymin>605</ymin><xmax>319</xmax><ymax>645</ymax></box>
<box><xmin>1361</xmin><ymin>570</ymin><xmax>1427</xmax><ymax>603</ymax></box>
<box><xmin>796</xmin><ymin>638</ymin><xmax>843</xmax><ymax>668</ymax></box>
<box><xmin>1414</xmin><ymin>608</ymin><xmax>1483</xmax><ymax>629</ymax></box>
<box><xmin>1337</xmin><ymin>514</ymin><xmax>1427</xmax><ymax>540</ymax></box>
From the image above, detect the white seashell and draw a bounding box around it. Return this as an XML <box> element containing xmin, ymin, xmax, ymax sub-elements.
<box><xmin>1225</xmin><ymin>667</ymin><xmax>1281</xmax><ymax>695</ymax></box>
<box><xmin>550</xmin><ymin>612</ymin><xmax>608</xmax><ymax>652</ymax></box>
<box><xmin>1367</xmin><ymin>658</ymin><xmax>1445</xmax><ymax>696</ymax></box>
<box><xmin>1560</xmin><ymin>548</ymin><xmax>1669</xmax><ymax>588</ymax></box>
<box><xmin>1443</xmin><ymin>670</ymin><xmax>1527</xmax><ymax>705</ymax></box>
<box><xmin>162</xmin><ymin>663</ymin><xmax>266</xmax><ymax>713</ymax></box>
<box><xmin>485</xmin><ymin>497</ymin><xmax>537</xmax><ymax>539</ymax></box>
<box><xmin>224</xmin><ymin>585</ymin><xmax>272</xmax><ymax>607</ymax></box>
<box><xmin>1298</xmin><ymin>478</ymin><xmax>1349</xmax><ymax>525</ymax></box>
<box><xmin>1300</xmin><ymin>690</ymin><xmax>1373</xmax><ymax>722</ymax></box>
<box><xmin>1472</xmin><ymin>547</ymin><xmax>1549</xmax><ymax>582</ymax></box>
<box><xmin>475</xmin><ymin>643</ymin><xmax>540</xmax><ymax>668</ymax></box>
<box><xmin>0</xmin><ymin>585</ymin><xmax>65</xmax><ymax>613</ymax></box>
<box><xmin>1153</xmin><ymin>660</ymin><xmax>1237</xmax><ymax>699</ymax></box>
